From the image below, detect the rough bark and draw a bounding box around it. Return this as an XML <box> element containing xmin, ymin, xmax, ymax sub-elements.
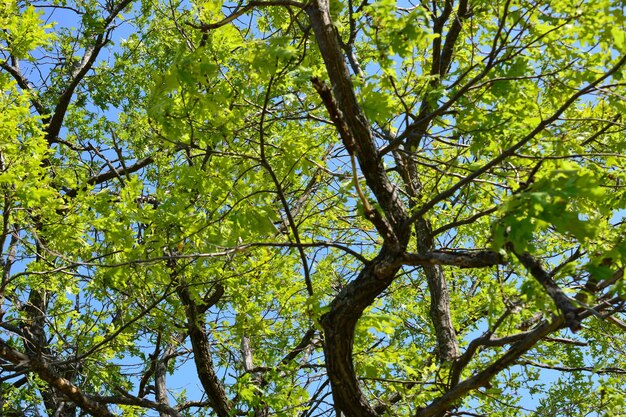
<box><xmin>155</xmin><ymin>345</ymin><xmax>177</xmax><ymax>417</ymax></box>
<box><xmin>177</xmin><ymin>284</ymin><xmax>232</xmax><ymax>417</ymax></box>
<box><xmin>319</xmin><ymin>252</ymin><xmax>403</xmax><ymax>417</ymax></box>
<box><xmin>306</xmin><ymin>0</ymin><xmax>408</xmax><ymax>234</ymax></box>
<box><xmin>416</xmin><ymin>219</ymin><xmax>460</xmax><ymax>362</ymax></box>
<box><xmin>514</xmin><ymin>250</ymin><xmax>581</xmax><ymax>331</ymax></box>
<box><xmin>305</xmin><ymin>0</ymin><xmax>413</xmax><ymax>414</ymax></box>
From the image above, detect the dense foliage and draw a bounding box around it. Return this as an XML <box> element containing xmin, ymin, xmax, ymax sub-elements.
<box><xmin>1</xmin><ymin>0</ymin><xmax>626</xmax><ymax>416</ymax></box>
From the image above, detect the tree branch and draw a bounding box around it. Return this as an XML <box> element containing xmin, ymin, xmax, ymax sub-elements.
<box><xmin>95</xmin><ymin>389</ymin><xmax>181</xmax><ymax>416</ymax></box>
<box><xmin>415</xmin><ymin>317</ymin><xmax>564</xmax><ymax>417</ymax></box>
<box><xmin>401</xmin><ymin>250</ymin><xmax>506</xmax><ymax>269</ymax></box>
<box><xmin>513</xmin><ymin>250</ymin><xmax>581</xmax><ymax>332</ymax></box>
<box><xmin>518</xmin><ymin>358</ymin><xmax>626</xmax><ymax>375</ymax></box>
<box><xmin>311</xmin><ymin>77</ymin><xmax>398</xmax><ymax>244</ymax></box>
<box><xmin>306</xmin><ymin>0</ymin><xmax>409</xmax><ymax>237</ymax></box>
<box><xmin>176</xmin><ymin>282</ymin><xmax>232</xmax><ymax>417</ymax></box>
<box><xmin>0</xmin><ymin>339</ymin><xmax>116</xmax><ymax>417</ymax></box>
<box><xmin>190</xmin><ymin>1</ymin><xmax>305</xmax><ymax>31</ymax></box>
<box><xmin>45</xmin><ymin>0</ymin><xmax>135</xmax><ymax>144</ymax></box>
<box><xmin>0</xmin><ymin>61</ymin><xmax>48</xmax><ymax>115</ymax></box>
<box><xmin>408</xmin><ymin>53</ymin><xmax>626</xmax><ymax>223</ymax></box>
<box><xmin>63</xmin><ymin>156</ymin><xmax>154</xmax><ymax>198</ymax></box>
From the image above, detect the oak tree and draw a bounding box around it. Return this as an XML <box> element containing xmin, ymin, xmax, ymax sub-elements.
<box><xmin>1</xmin><ymin>0</ymin><xmax>626</xmax><ymax>416</ymax></box>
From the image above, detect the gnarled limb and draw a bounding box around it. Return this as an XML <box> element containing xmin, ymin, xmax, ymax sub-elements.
<box><xmin>45</xmin><ymin>0</ymin><xmax>135</xmax><ymax>144</ymax></box>
<box><xmin>0</xmin><ymin>339</ymin><xmax>116</xmax><ymax>417</ymax></box>
<box><xmin>401</xmin><ymin>250</ymin><xmax>505</xmax><ymax>268</ymax></box>
<box><xmin>306</xmin><ymin>0</ymin><xmax>408</xmax><ymax>235</ymax></box>
<box><xmin>319</xmin><ymin>251</ymin><xmax>402</xmax><ymax>417</ymax></box>
<box><xmin>512</xmin><ymin>249</ymin><xmax>581</xmax><ymax>332</ymax></box>
<box><xmin>306</xmin><ymin>0</ymin><xmax>412</xmax><ymax>414</ymax></box>
<box><xmin>415</xmin><ymin>317</ymin><xmax>563</xmax><ymax>417</ymax></box>
<box><xmin>415</xmin><ymin>219</ymin><xmax>460</xmax><ymax>362</ymax></box>
<box><xmin>176</xmin><ymin>283</ymin><xmax>232</xmax><ymax>417</ymax></box>
<box><xmin>311</xmin><ymin>76</ymin><xmax>398</xmax><ymax>243</ymax></box>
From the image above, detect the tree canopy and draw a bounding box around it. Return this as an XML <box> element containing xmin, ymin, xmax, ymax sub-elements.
<box><xmin>1</xmin><ymin>0</ymin><xmax>626</xmax><ymax>415</ymax></box>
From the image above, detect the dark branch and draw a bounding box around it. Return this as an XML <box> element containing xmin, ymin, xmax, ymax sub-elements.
<box><xmin>64</xmin><ymin>156</ymin><xmax>154</xmax><ymax>198</ymax></box>
<box><xmin>408</xmin><ymin>53</ymin><xmax>626</xmax><ymax>223</ymax></box>
<box><xmin>0</xmin><ymin>339</ymin><xmax>116</xmax><ymax>417</ymax></box>
<box><xmin>45</xmin><ymin>0</ymin><xmax>135</xmax><ymax>144</ymax></box>
<box><xmin>177</xmin><ymin>282</ymin><xmax>232</xmax><ymax>417</ymax></box>
<box><xmin>0</xmin><ymin>62</ymin><xmax>48</xmax><ymax>115</ymax></box>
<box><xmin>513</xmin><ymin>250</ymin><xmax>581</xmax><ymax>332</ymax></box>
<box><xmin>401</xmin><ymin>250</ymin><xmax>506</xmax><ymax>269</ymax></box>
<box><xmin>190</xmin><ymin>1</ymin><xmax>305</xmax><ymax>31</ymax></box>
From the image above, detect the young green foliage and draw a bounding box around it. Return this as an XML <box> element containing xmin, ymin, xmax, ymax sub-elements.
<box><xmin>1</xmin><ymin>0</ymin><xmax>626</xmax><ymax>416</ymax></box>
